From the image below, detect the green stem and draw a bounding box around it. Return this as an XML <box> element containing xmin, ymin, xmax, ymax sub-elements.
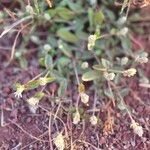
<box><xmin>94</xmin><ymin>68</ymin><xmax>123</xmax><ymax>74</ymax></box>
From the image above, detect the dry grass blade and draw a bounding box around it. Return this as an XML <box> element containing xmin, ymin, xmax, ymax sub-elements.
<box><xmin>0</xmin><ymin>109</ymin><xmax>5</xmax><ymax>127</ymax></box>
<box><xmin>4</xmin><ymin>8</ymin><xmax>17</xmax><ymax>20</ymax></box>
<box><xmin>9</xmin><ymin>119</ymin><xmax>49</xmax><ymax>142</ymax></box>
<box><xmin>0</xmin><ymin>15</ymin><xmax>32</xmax><ymax>38</ymax></box>
<box><xmin>8</xmin><ymin>22</ymin><xmax>32</xmax><ymax>64</ymax></box>
<box><xmin>20</xmin><ymin>131</ymin><xmax>48</xmax><ymax>150</ymax></box>
<box><xmin>139</xmin><ymin>83</ymin><xmax>150</xmax><ymax>88</ymax></box>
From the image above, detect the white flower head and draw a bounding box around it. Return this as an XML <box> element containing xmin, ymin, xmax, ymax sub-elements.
<box><xmin>103</xmin><ymin>72</ymin><xmax>115</xmax><ymax>81</ymax></box>
<box><xmin>27</xmin><ymin>97</ymin><xmax>39</xmax><ymax>106</ymax></box>
<box><xmin>44</xmin><ymin>13</ymin><xmax>51</xmax><ymax>20</ymax></box>
<box><xmin>73</xmin><ymin>110</ymin><xmax>80</xmax><ymax>124</ymax></box>
<box><xmin>90</xmin><ymin>0</ymin><xmax>97</xmax><ymax>5</ymax></box>
<box><xmin>26</xmin><ymin>5</ymin><xmax>34</xmax><ymax>14</ymax></box>
<box><xmin>136</xmin><ymin>57</ymin><xmax>148</xmax><ymax>64</ymax></box>
<box><xmin>81</xmin><ymin>62</ymin><xmax>89</xmax><ymax>69</ymax></box>
<box><xmin>130</xmin><ymin>121</ymin><xmax>143</xmax><ymax>137</ymax></box>
<box><xmin>80</xmin><ymin>92</ymin><xmax>89</xmax><ymax>104</ymax></box>
<box><xmin>39</xmin><ymin>77</ymin><xmax>48</xmax><ymax>86</ymax></box>
<box><xmin>117</xmin><ymin>16</ymin><xmax>127</xmax><ymax>25</ymax></box>
<box><xmin>135</xmin><ymin>52</ymin><xmax>148</xmax><ymax>64</ymax></box>
<box><xmin>54</xmin><ymin>133</ymin><xmax>65</xmax><ymax>150</ymax></box>
<box><xmin>123</xmin><ymin>68</ymin><xmax>137</xmax><ymax>77</ymax></box>
<box><xmin>43</xmin><ymin>44</ymin><xmax>51</xmax><ymax>51</ymax></box>
<box><xmin>90</xmin><ymin>115</ymin><xmax>98</xmax><ymax>125</ymax></box>
<box><xmin>88</xmin><ymin>34</ymin><xmax>97</xmax><ymax>50</ymax></box>
<box><xmin>117</xmin><ymin>27</ymin><xmax>128</xmax><ymax>36</ymax></box>
<box><xmin>121</xmin><ymin>57</ymin><xmax>129</xmax><ymax>65</ymax></box>
<box><xmin>14</xmin><ymin>84</ymin><xmax>25</xmax><ymax>98</ymax></box>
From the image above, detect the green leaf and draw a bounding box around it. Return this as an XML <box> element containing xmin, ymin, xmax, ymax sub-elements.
<box><xmin>120</xmin><ymin>88</ymin><xmax>129</xmax><ymax>98</ymax></box>
<box><xmin>104</xmin><ymin>88</ymin><xmax>114</xmax><ymax>99</ymax></box>
<box><xmin>58</xmin><ymin>41</ymin><xmax>72</xmax><ymax>57</ymax></box>
<box><xmin>101</xmin><ymin>58</ymin><xmax>112</xmax><ymax>68</ymax></box>
<box><xmin>94</xmin><ymin>10</ymin><xmax>104</xmax><ymax>26</ymax></box>
<box><xmin>117</xmin><ymin>101</ymin><xmax>126</xmax><ymax>111</ymax></box>
<box><xmin>57</xmin><ymin>28</ymin><xmax>78</xmax><ymax>43</ymax></box>
<box><xmin>58</xmin><ymin>80</ymin><xmax>67</xmax><ymax>97</ymax></box>
<box><xmin>57</xmin><ymin>57</ymin><xmax>71</xmax><ymax>66</ymax></box>
<box><xmin>56</xmin><ymin>7</ymin><xmax>75</xmax><ymax>21</ymax></box>
<box><xmin>93</xmin><ymin>64</ymin><xmax>106</xmax><ymax>71</ymax></box>
<box><xmin>35</xmin><ymin>92</ymin><xmax>45</xmax><ymax>100</ymax></box>
<box><xmin>88</xmin><ymin>8</ymin><xmax>94</xmax><ymax>28</ymax></box>
<box><xmin>67</xmin><ymin>1</ymin><xmax>82</xmax><ymax>12</ymax></box>
<box><xmin>45</xmin><ymin>54</ymin><xmax>53</xmax><ymax>69</ymax></box>
<box><xmin>47</xmin><ymin>9</ymin><xmax>57</xmax><ymax>18</ymax></box>
<box><xmin>82</xmin><ymin>70</ymin><xmax>100</xmax><ymax>81</ymax></box>
<box><xmin>39</xmin><ymin>58</ymin><xmax>45</xmax><ymax>67</ymax></box>
<box><xmin>19</xmin><ymin>57</ymin><xmax>28</xmax><ymax>69</ymax></box>
<box><xmin>46</xmin><ymin>77</ymin><xmax>56</xmax><ymax>83</ymax></box>
<box><xmin>121</xmin><ymin>37</ymin><xmax>132</xmax><ymax>55</ymax></box>
<box><xmin>25</xmin><ymin>80</ymin><xmax>40</xmax><ymax>90</ymax></box>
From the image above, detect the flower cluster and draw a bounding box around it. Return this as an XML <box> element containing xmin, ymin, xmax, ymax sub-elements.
<box><xmin>135</xmin><ymin>52</ymin><xmax>148</xmax><ymax>64</ymax></box>
<box><xmin>80</xmin><ymin>92</ymin><xmax>89</xmax><ymax>104</ymax></box>
<box><xmin>130</xmin><ymin>121</ymin><xmax>143</xmax><ymax>137</ymax></box>
<box><xmin>14</xmin><ymin>76</ymin><xmax>54</xmax><ymax>100</ymax></box>
<box><xmin>14</xmin><ymin>84</ymin><xmax>25</xmax><ymax>98</ymax></box>
<box><xmin>103</xmin><ymin>72</ymin><xmax>115</xmax><ymax>81</ymax></box>
<box><xmin>121</xmin><ymin>57</ymin><xmax>129</xmax><ymax>65</ymax></box>
<box><xmin>26</xmin><ymin>5</ymin><xmax>34</xmax><ymax>14</ymax></box>
<box><xmin>54</xmin><ymin>133</ymin><xmax>65</xmax><ymax>150</ymax></box>
<box><xmin>117</xmin><ymin>27</ymin><xmax>128</xmax><ymax>36</ymax></box>
<box><xmin>43</xmin><ymin>44</ymin><xmax>51</xmax><ymax>51</ymax></box>
<box><xmin>27</xmin><ymin>97</ymin><xmax>40</xmax><ymax>106</ymax></box>
<box><xmin>78</xmin><ymin>83</ymin><xmax>89</xmax><ymax>104</ymax></box>
<box><xmin>73</xmin><ymin>110</ymin><xmax>80</xmax><ymax>124</ymax></box>
<box><xmin>90</xmin><ymin>115</ymin><xmax>98</xmax><ymax>125</ymax></box>
<box><xmin>81</xmin><ymin>62</ymin><xmax>89</xmax><ymax>69</ymax></box>
<box><xmin>87</xmin><ymin>34</ymin><xmax>97</xmax><ymax>50</ymax></box>
<box><xmin>117</xmin><ymin>16</ymin><xmax>127</xmax><ymax>25</ymax></box>
<box><xmin>39</xmin><ymin>77</ymin><xmax>49</xmax><ymax>86</ymax></box>
<box><xmin>123</xmin><ymin>68</ymin><xmax>137</xmax><ymax>77</ymax></box>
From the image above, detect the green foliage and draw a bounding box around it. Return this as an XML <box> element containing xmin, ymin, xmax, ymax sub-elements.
<box><xmin>82</xmin><ymin>70</ymin><xmax>100</xmax><ymax>81</ymax></box>
<box><xmin>57</xmin><ymin>28</ymin><xmax>78</xmax><ymax>43</ymax></box>
<box><xmin>1</xmin><ymin>1</ymin><xmax>148</xmax><ymax>138</ymax></box>
<box><xmin>7</xmin><ymin>0</ymin><xmax>147</xmax><ymax>106</ymax></box>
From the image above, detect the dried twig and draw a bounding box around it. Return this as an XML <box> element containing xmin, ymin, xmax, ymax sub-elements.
<box><xmin>48</xmin><ymin>113</ymin><xmax>54</xmax><ymax>150</ymax></box>
<box><xmin>8</xmin><ymin>22</ymin><xmax>32</xmax><ymax>64</ymax></box>
<box><xmin>9</xmin><ymin>119</ymin><xmax>49</xmax><ymax>142</ymax></box>
<box><xmin>0</xmin><ymin>15</ymin><xmax>32</xmax><ymax>38</ymax></box>
<box><xmin>139</xmin><ymin>83</ymin><xmax>150</xmax><ymax>88</ymax></box>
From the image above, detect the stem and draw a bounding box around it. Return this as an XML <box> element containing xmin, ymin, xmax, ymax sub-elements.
<box><xmin>93</xmin><ymin>51</ymin><xmax>101</xmax><ymax>64</ymax></box>
<box><xmin>73</xmin><ymin>61</ymin><xmax>80</xmax><ymax>85</ymax></box>
<box><xmin>109</xmin><ymin>82</ymin><xmax>134</xmax><ymax>122</ymax></box>
<box><xmin>108</xmin><ymin>81</ymin><xmax>115</xmax><ymax>107</ymax></box>
<box><xmin>94</xmin><ymin>68</ymin><xmax>123</xmax><ymax>74</ymax></box>
<box><xmin>126</xmin><ymin>0</ymin><xmax>131</xmax><ymax>18</ymax></box>
<box><xmin>92</xmin><ymin>90</ymin><xmax>97</xmax><ymax>115</ymax></box>
<box><xmin>73</xmin><ymin>61</ymin><xmax>81</xmax><ymax>109</ymax></box>
<box><xmin>97</xmin><ymin>33</ymin><xmax>112</xmax><ymax>39</ymax></box>
<box><xmin>41</xmin><ymin>70</ymin><xmax>51</xmax><ymax>92</ymax></box>
<box><xmin>0</xmin><ymin>15</ymin><xmax>33</xmax><ymax>38</ymax></box>
<box><xmin>108</xmin><ymin>69</ymin><xmax>123</xmax><ymax>73</ymax></box>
